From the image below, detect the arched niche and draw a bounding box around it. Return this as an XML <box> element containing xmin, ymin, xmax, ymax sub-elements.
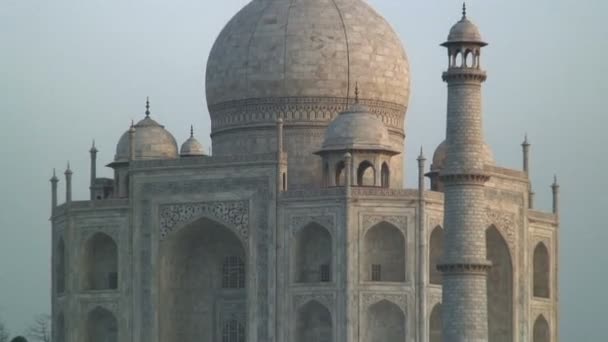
<box><xmin>57</xmin><ymin>238</ymin><xmax>66</xmax><ymax>293</ymax></box>
<box><xmin>429</xmin><ymin>303</ymin><xmax>442</xmax><ymax>342</ymax></box>
<box><xmin>82</xmin><ymin>233</ymin><xmax>118</xmax><ymax>291</ymax></box>
<box><xmin>533</xmin><ymin>315</ymin><xmax>550</xmax><ymax>342</ymax></box>
<box><xmin>335</xmin><ymin>161</ymin><xmax>345</xmax><ymax>186</ymax></box>
<box><xmin>323</xmin><ymin>162</ymin><xmax>330</xmax><ymax>187</ymax></box>
<box><xmin>357</xmin><ymin>161</ymin><xmax>375</xmax><ymax>186</ymax></box>
<box><xmin>366</xmin><ymin>300</ymin><xmax>405</xmax><ymax>342</ymax></box>
<box><xmin>429</xmin><ymin>226</ymin><xmax>444</xmax><ymax>285</ymax></box>
<box><xmin>86</xmin><ymin>307</ymin><xmax>117</xmax><ymax>342</ymax></box>
<box><xmin>296</xmin><ymin>300</ymin><xmax>333</xmax><ymax>342</ymax></box>
<box><xmin>533</xmin><ymin>242</ymin><xmax>550</xmax><ymax>298</ymax></box>
<box><xmin>381</xmin><ymin>162</ymin><xmax>390</xmax><ymax>188</ymax></box>
<box><xmin>362</xmin><ymin>222</ymin><xmax>405</xmax><ymax>282</ymax></box>
<box><xmin>295</xmin><ymin>223</ymin><xmax>332</xmax><ymax>283</ymax></box>
<box><xmin>159</xmin><ymin>217</ymin><xmax>246</xmax><ymax>342</ymax></box>
<box><xmin>486</xmin><ymin>226</ymin><xmax>513</xmax><ymax>342</ymax></box>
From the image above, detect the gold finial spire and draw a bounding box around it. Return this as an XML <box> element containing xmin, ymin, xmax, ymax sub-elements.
<box><xmin>190</xmin><ymin>125</ymin><xmax>194</xmax><ymax>138</ymax></box>
<box><xmin>462</xmin><ymin>2</ymin><xmax>467</xmax><ymax>19</ymax></box>
<box><xmin>354</xmin><ymin>82</ymin><xmax>360</xmax><ymax>103</ymax></box>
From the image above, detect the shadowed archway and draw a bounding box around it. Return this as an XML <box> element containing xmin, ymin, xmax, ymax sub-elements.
<box><xmin>296</xmin><ymin>300</ymin><xmax>332</xmax><ymax>342</ymax></box>
<box><xmin>486</xmin><ymin>226</ymin><xmax>513</xmax><ymax>342</ymax></box>
<box><xmin>160</xmin><ymin>217</ymin><xmax>247</xmax><ymax>342</ymax></box>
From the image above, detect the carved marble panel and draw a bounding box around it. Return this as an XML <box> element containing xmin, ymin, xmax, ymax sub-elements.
<box><xmin>362</xmin><ymin>215</ymin><xmax>408</xmax><ymax>236</ymax></box>
<box><xmin>485</xmin><ymin>208</ymin><xmax>516</xmax><ymax>248</ymax></box>
<box><xmin>159</xmin><ymin>200</ymin><xmax>249</xmax><ymax>241</ymax></box>
<box><xmin>361</xmin><ymin>292</ymin><xmax>408</xmax><ymax>313</ymax></box>
<box><xmin>293</xmin><ymin>292</ymin><xmax>336</xmax><ymax>310</ymax></box>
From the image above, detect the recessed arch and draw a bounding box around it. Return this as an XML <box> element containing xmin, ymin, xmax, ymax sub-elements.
<box><xmin>455</xmin><ymin>50</ymin><xmax>464</xmax><ymax>67</ymax></box>
<box><xmin>82</xmin><ymin>232</ymin><xmax>118</xmax><ymax>291</ymax></box>
<box><xmin>160</xmin><ymin>217</ymin><xmax>247</xmax><ymax>342</ymax></box>
<box><xmin>86</xmin><ymin>306</ymin><xmax>117</xmax><ymax>342</ymax></box>
<box><xmin>464</xmin><ymin>49</ymin><xmax>473</xmax><ymax>68</ymax></box>
<box><xmin>295</xmin><ymin>223</ymin><xmax>332</xmax><ymax>283</ymax></box>
<box><xmin>429</xmin><ymin>226</ymin><xmax>444</xmax><ymax>285</ymax></box>
<box><xmin>381</xmin><ymin>162</ymin><xmax>390</xmax><ymax>188</ymax></box>
<box><xmin>57</xmin><ymin>238</ymin><xmax>66</xmax><ymax>294</ymax></box>
<box><xmin>533</xmin><ymin>315</ymin><xmax>550</xmax><ymax>342</ymax></box>
<box><xmin>323</xmin><ymin>162</ymin><xmax>330</xmax><ymax>187</ymax></box>
<box><xmin>486</xmin><ymin>225</ymin><xmax>513</xmax><ymax>342</ymax></box>
<box><xmin>533</xmin><ymin>242</ymin><xmax>550</xmax><ymax>298</ymax></box>
<box><xmin>357</xmin><ymin>161</ymin><xmax>375</xmax><ymax>186</ymax></box>
<box><xmin>429</xmin><ymin>303</ymin><xmax>442</xmax><ymax>342</ymax></box>
<box><xmin>335</xmin><ymin>161</ymin><xmax>345</xmax><ymax>186</ymax></box>
<box><xmin>362</xmin><ymin>221</ymin><xmax>405</xmax><ymax>282</ymax></box>
<box><xmin>366</xmin><ymin>300</ymin><xmax>405</xmax><ymax>342</ymax></box>
<box><xmin>296</xmin><ymin>300</ymin><xmax>333</xmax><ymax>342</ymax></box>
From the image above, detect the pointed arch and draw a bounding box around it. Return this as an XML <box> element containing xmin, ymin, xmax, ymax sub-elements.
<box><xmin>335</xmin><ymin>161</ymin><xmax>345</xmax><ymax>186</ymax></box>
<box><xmin>533</xmin><ymin>315</ymin><xmax>550</xmax><ymax>342</ymax></box>
<box><xmin>159</xmin><ymin>217</ymin><xmax>247</xmax><ymax>341</ymax></box>
<box><xmin>82</xmin><ymin>232</ymin><xmax>118</xmax><ymax>291</ymax></box>
<box><xmin>86</xmin><ymin>306</ymin><xmax>117</xmax><ymax>342</ymax></box>
<box><xmin>295</xmin><ymin>223</ymin><xmax>332</xmax><ymax>283</ymax></box>
<box><xmin>486</xmin><ymin>225</ymin><xmax>513</xmax><ymax>342</ymax></box>
<box><xmin>323</xmin><ymin>162</ymin><xmax>330</xmax><ymax>187</ymax></box>
<box><xmin>362</xmin><ymin>222</ymin><xmax>405</xmax><ymax>282</ymax></box>
<box><xmin>429</xmin><ymin>226</ymin><xmax>444</xmax><ymax>285</ymax></box>
<box><xmin>429</xmin><ymin>303</ymin><xmax>442</xmax><ymax>342</ymax></box>
<box><xmin>357</xmin><ymin>161</ymin><xmax>375</xmax><ymax>186</ymax></box>
<box><xmin>381</xmin><ymin>162</ymin><xmax>390</xmax><ymax>188</ymax></box>
<box><xmin>296</xmin><ymin>300</ymin><xmax>332</xmax><ymax>342</ymax></box>
<box><xmin>533</xmin><ymin>242</ymin><xmax>550</xmax><ymax>298</ymax></box>
<box><xmin>366</xmin><ymin>300</ymin><xmax>405</xmax><ymax>342</ymax></box>
<box><xmin>56</xmin><ymin>237</ymin><xmax>66</xmax><ymax>293</ymax></box>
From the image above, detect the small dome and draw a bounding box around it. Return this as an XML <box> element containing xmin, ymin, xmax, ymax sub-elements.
<box><xmin>443</xmin><ymin>6</ymin><xmax>486</xmax><ymax>46</ymax></box>
<box><xmin>319</xmin><ymin>104</ymin><xmax>397</xmax><ymax>153</ymax></box>
<box><xmin>180</xmin><ymin>127</ymin><xmax>206</xmax><ymax>157</ymax></box>
<box><xmin>431</xmin><ymin>140</ymin><xmax>494</xmax><ymax>171</ymax></box>
<box><xmin>115</xmin><ymin>116</ymin><xmax>178</xmax><ymax>162</ymax></box>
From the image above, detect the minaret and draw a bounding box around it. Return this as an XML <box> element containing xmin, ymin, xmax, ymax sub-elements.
<box><xmin>50</xmin><ymin>169</ymin><xmax>59</xmax><ymax>214</ymax></box>
<box><xmin>417</xmin><ymin>148</ymin><xmax>428</xmax><ymax>342</ymax></box>
<box><xmin>552</xmin><ymin>175</ymin><xmax>560</xmax><ymax>215</ymax></box>
<box><xmin>438</xmin><ymin>4</ymin><xmax>492</xmax><ymax>342</ymax></box>
<box><xmin>89</xmin><ymin>140</ymin><xmax>98</xmax><ymax>200</ymax></box>
<box><xmin>522</xmin><ymin>135</ymin><xmax>535</xmax><ymax>208</ymax></box>
<box><xmin>65</xmin><ymin>163</ymin><xmax>73</xmax><ymax>204</ymax></box>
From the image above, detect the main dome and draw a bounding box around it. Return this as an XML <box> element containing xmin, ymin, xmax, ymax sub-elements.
<box><xmin>205</xmin><ymin>0</ymin><xmax>410</xmax><ymax>112</ymax></box>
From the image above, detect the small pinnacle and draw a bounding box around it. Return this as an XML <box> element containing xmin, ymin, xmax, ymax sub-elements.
<box><xmin>65</xmin><ymin>162</ymin><xmax>72</xmax><ymax>175</ymax></box>
<box><xmin>418</xmin><ymin>146</ymin><xmax>426</xmax><ymax>160</ymax></box>
<box><xmin>354</xmin><ymin>82</ymin><xmax>360</xmax><ymax>103</ymax></box>
<box><xmin>190</xmin><ymin>125</ymin><xmax>194</xmax><ymax>138</ymax></box>
<box><xmin>553</xmin><ymin>175</ymin><xmax>559</xmax><ymax>186</ymax></box>
<box><xmin>90</xmin><ymin>139</ymin><xmax>98</xmax><ymax>153</ymax></box>
<box><xmin>51</xmin><ymin>168</ymin><xmax>58</xmax><ymax>181</ymax></box>
<box><xmin>145</xmin><ymin>97</ymin><xmax>150</xmax><ymax>117</ymax></box>
<box><xmin>462</xmin><ymin>2</ymin><xmax>467</xmax><ymax>19</ymax></box>
<box><xmin>522</xmin><ymin>133</ymin><xmax>530</xmax><ymax>146</ymax></box>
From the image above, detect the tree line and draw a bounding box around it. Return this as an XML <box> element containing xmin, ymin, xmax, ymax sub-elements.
<box><xmin>0</xmin><ymin>314</ymin><xmax>50</xmax><ymax>342</ymax></box>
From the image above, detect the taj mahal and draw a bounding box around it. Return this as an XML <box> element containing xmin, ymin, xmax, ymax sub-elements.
<box><xmin>49</xmin><ymin>1</ymin><xmax>560</xmax><ymax>341</ymax></box>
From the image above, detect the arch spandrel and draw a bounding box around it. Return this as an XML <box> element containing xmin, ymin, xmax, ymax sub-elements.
<box><xmin>159</xmin><ymin>200</ymin><xmax>250</xmax><ymax>243</ymax></box>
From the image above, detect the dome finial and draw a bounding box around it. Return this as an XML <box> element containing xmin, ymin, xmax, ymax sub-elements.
<box><xmin>190</xmin><ymin>125</ymin><xmax>194</xmax><ymax>138</ymax></box>
<box><xmin>354</xmin><ymin>82</ymin><xmax>360</xmax><ymax>104</ymax></box>
<box><xmin>145</xmin><ymin>97</ymin><xmax>150</xmax><ymax>117</ymax></box>
<box><xmin>462</xmin><ymin>2</ymin><xmax>467</xmax><ymax>19</ymax></box>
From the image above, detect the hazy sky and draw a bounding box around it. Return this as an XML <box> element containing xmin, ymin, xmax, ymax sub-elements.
<box><xmin>1</xmin><ymin>0</ymin><xmax>607</xmax><ymax>339</ymax></box>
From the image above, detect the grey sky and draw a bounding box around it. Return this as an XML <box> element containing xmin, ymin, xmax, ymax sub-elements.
<box><xmin>1</xmin><ymin>0</ymin><xmax>606</xmax><ymax>339</ymax></box>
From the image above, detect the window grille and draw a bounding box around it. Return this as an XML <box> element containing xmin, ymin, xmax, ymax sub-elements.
<box><xmin>320</xmin><ymin>264</ymin><xmax>330</xmax><ymax>282</ymax></box>
<box><xmin>371</xmin><ymin>264</ymin><xmax>382</xmax><ymax>281</ymax></box>
<box><xmin>222</xmin><ymin>319</ymin><xmax>245</xmax><ymax>342</ymax></box>
<box><xmin>222</xmin><ymin>256</ymin><xmax>245</xmax><ymax>289</ymax></box>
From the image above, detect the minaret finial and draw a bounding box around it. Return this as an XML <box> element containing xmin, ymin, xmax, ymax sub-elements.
<box><xmin>354</xmin><ymin>82</ymin><xmax>360</xmax><ymax>103</ymax></box>
<box><xmin>462</xmin><ymin>2</ymin><xmax>467</xmax><ymax>18</ymax></box>
<box><xmin>145</xmin><ymin>97</ymin><xmax>150</xmax><ymax>117</ymax></box>
<box><xmin>190</xmin><ymin>125</ymin><xmax>194</xmax><ymax>138</ymax></box>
